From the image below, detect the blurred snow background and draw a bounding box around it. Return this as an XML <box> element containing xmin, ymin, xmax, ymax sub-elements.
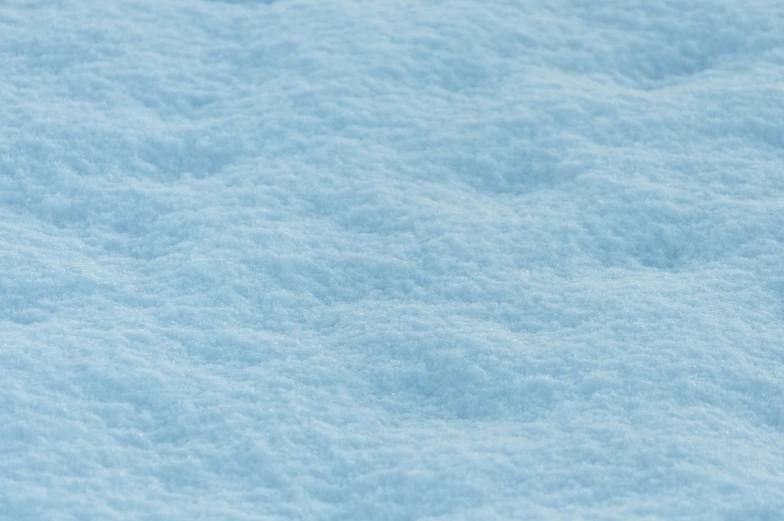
<box><xmin>1</xmin><ymin>0</ymin><xmax>783</xmax><ymax>519</ymax></box>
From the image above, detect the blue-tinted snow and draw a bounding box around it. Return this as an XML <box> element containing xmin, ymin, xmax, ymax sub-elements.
<box><xmin>1</xmin><ymin>0</ymin><xmax>783</xmax><ymax>519</ymax></box>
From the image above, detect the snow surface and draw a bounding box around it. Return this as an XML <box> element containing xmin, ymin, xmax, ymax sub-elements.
<box><xmin>1</xmin><ymin>0</ymin><xmax>783</xmax><ymax>519</ymax></box>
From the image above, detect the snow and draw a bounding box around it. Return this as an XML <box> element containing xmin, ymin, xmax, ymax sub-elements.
<box><xmin>1</xmin><ymin>0</ymin><xmax>783</xmax><ymax>519</ymax></box>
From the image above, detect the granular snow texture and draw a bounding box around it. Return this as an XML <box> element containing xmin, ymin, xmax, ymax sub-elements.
<box><xmin>1</xmin><ymin>1</ymin><xmax>783</xmax><ymax>520</ymax></box>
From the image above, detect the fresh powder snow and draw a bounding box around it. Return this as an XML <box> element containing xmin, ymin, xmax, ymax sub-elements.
<box><xmin>1</xmin><ymin>0</ymin><xmax>783</xmax><ymax>520</ymax></box>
